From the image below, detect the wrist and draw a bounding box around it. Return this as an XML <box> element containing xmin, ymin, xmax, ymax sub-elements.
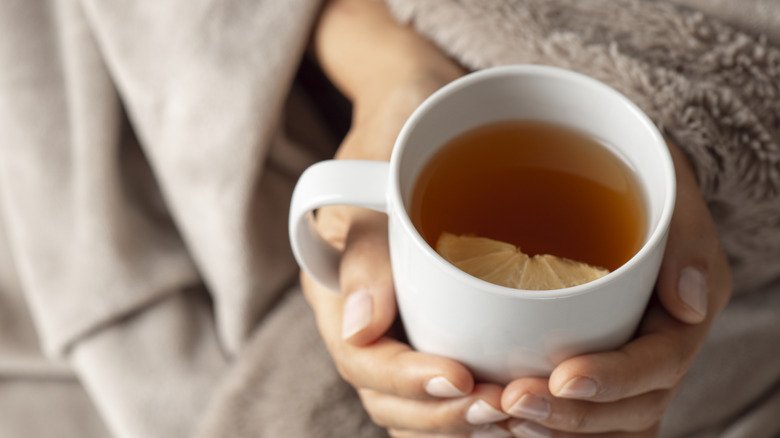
<box><xmin>314</xmin><ymin>0</ymin><xmax>464</xmax><ymax>104</ymax></box>
<box><xmin>351</xmin><ymin>65</ymin><xmax>461</xmax><ymax>126</ymax></box>
<box><xmin>354</xmin><ymin>55</ymin><xmax>463</xmax><ymax>109</ymax></box>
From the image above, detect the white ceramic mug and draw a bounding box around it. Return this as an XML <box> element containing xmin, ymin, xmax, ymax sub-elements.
<box><xmin>289</xmin><ymin>65</ymin><xmax>676</xmax><ymax>384</ymax></box>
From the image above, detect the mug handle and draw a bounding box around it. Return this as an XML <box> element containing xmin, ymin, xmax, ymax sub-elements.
<box><xmin>288</xmin><ymin>159</ymin><xmax>390</xmax><ymax>291</ymax></box>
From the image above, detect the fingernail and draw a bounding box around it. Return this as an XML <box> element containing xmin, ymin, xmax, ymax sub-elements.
<box><xmin>425</xmin><ymin>376</ymin><xmax>465</xmax><ymax>398</ymax></box>
<box><xmin>507</xmin><ymin>394</ymin><xmax>551</xmax><ymax>421</ymax></box>
<box><xmin>466</xmin><ymin>400</ymin><xmax>510</xmax><ymax>425</ymax></box>
<box><xmin>471</xmin><ymin>424</ymin><xmax>513</xmax><ymax>438</ymax></box>
<box><xmin>678</xmin><ymin>266</ymin><xmax>708</xmax><ymax>318</ymax></box>
<box><xmin>341</xmin><ymin>289</ymin><xmax>372</xmax><ymax>340</ymax></box>
<box><xmin>556</xmin><ymin>376</ymin><xmax>598</xmax><ymax>399</ymax></box>
<box><xmin>510</xmin><ymin>420</ymin><xmax>552</xmax><ymax>438</ymax></box>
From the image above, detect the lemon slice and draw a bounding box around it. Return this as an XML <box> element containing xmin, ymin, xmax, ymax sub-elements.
<box><xmin>435</xmin><ymin>232</ymin><xmax>609</xmax><ymax>290</ymax></box>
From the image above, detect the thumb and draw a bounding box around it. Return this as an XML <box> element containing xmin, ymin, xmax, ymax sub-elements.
<box><xmin>655</xmin><ymin>141</ymin><xmax>731</xmax><ymax>325</ymax></box>
<box><xmin>339</xmin><ymin>209</ymin><xmax>398</xmax><ymax>346</ymax></box>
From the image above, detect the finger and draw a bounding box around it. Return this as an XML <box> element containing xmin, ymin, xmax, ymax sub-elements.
<box><xmin>502</xmin><ymin>378</ymin><xmax>671</xmax><ymax>434</ymax></box>
<box><xmin>388</xmin><ymin>429</ymin><xmax>470</xmax><ymax>438</ymax></box>
<box><xmin>361</xmin><ymin>383</ymin><xmax>507</xmax><ymax>433</ymax></box>
<box><xmin>546</xmin><ymin>303</ymin><xmax>707</xmax><ymax>402</ymax></box>
<box><xmin>389</xmin><ymin>426</ymin><xmax>513</xmax><ymax>438</ymax></box>
<box><xmin>471</xmin><ymin>425</ymin><xmax>514</xmax><ymax>438</ymax></box>
<box><xmin>507</xmin><ymin>419</ymin><xmax>659</xmax><ymax>438</ymax></box>
<box><xmin>302</xmin><ymin>272</ymin><xmax>474</xmax><ymax>399</ymax></box>
<box><xmin>656</xmin><ymin>140</ymin><xmax>732</xmax><ymax>324</ymax></box>
<box><xmin>337</xmin><ymin>337</ymin><xmax>475</xmax><ymax>400</ymax></box>
<box><xmin>313</xmin><ymin>204</ymin><xmax>355</xmax><ymax>251</ymax></box>
<box><xmin>338</xmin><ymin>209</ymin><xmax>398</xmax><ymax>345</ymax></box>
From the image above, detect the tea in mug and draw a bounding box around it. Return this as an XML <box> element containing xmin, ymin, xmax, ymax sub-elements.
<box><xmin>410</xmin><ymin>120</ymin><xmax>647</xmax><ymax>286</ymax></box>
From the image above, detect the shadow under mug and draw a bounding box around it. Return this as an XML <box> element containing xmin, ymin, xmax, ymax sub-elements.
<box><xmin>289</xmin><ymin>65</ymin><xmax>676</xmax><ymax>384</ymax></box>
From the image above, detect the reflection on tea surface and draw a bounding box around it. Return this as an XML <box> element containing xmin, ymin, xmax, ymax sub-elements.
<box><xmin>410</xmin><ymin>120</ymin><xmax>646</xmax><ymax>276</ymax></box>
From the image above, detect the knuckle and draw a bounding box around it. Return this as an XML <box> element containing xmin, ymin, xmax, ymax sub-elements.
<box><xmin>386</xmin><ymin>360</ymin><xmax>415</xmax><ymax>398</ymax></box>
<box><xmin>389</xmin><ymin>374</ymin><xmax>408</xmax><ymax>398</ymax></box>
<box><xmin>627</xmin><ymin>392</ymin><xmax>670</xmax><ymax>432</ymax></box>
<box><xmin>383</xmin><ymin>348</ymin><xmax>416</xmax><ymax>398</ymax></box>
<box><xmin>668</xmin><ymin>351</ymin><xmax>694</xmax><ymax>387</ymax></box>
<box><xmin>427</xmin><ymin>412</ymin><xmax>461</xmax><ymax>434</ymax></box>
<box><xmin>559</xmin><ymin>407</ymin><xmax>592</xmax><ymax>431</ymax></box>
<box><xmin>332</xmin><ymin>351</ymin><xmax>358</xmax><ymax>386</ymax></box>
<box><xmin>367</xmin><ymin>411</ymin><xmax>391</xmax><ymax>429</ymax></box>
<box><xmin>633</xmin><ymin>422</ymin><xmax>661</xmax><ymax>437</ymax></box>
<box><xmin>321</xmin><ymin>330</ymin><xmax>341</xmax><ymax>355</ymax></box>
<box><xmin>405</xmin><ymin>402</ymin><xmax>462</xmax><ymax>434</ymax></box>
<box><xmin>632</xmin><ymin>411</ymin><xmax>661</xmax><ymax>432</ymax></box>
<box><xmin>713</xmin><ymin>247</ymin><xmax>734</xmax><ymax>308</ymax></box>
<box><xmin>357</xmin><ymin>389</ymin><xmax>392</xmax><ymax>428</ymax></box>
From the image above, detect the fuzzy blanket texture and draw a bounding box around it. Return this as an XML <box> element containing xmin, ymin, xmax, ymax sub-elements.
<box><xmin>0</xmin><ymin>0</ymin><xmax>778</xmax><ymax>437</ymax></box>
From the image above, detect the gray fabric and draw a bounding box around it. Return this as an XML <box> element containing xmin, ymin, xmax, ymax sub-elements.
<box><xmin>0</xmin><ymin>0</ymin><xmax>317</xmax><ymax>360</ymax></box>
<box><xmin>0</xmin><ymin>378</ymin><xmax>111</xmax><ymax>438</ymax></box>
<box><xmin>668</xmin><ymin>0</ymin><xmax>780</xmax><ymax>45</ymax></box>
<box><xmin>70</xmin><ymin>287</ymin><xmax>227</xmax><ymax>438</ymax></box>
<box><xmin>196</xmin><ymin>286</ymin><xmax>387</xmax><ymax>438</ymax></box>
<box><xmin>0</xmin><ymin>0</ymin><xmax>327</xmax><ymax>436</ymax></box>
<box><xmin>0</xmin><ymin>0</ymin><xmax>778</xmax><ymax>437</ymax></box>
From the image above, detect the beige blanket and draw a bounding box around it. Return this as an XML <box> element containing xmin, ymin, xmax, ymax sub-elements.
<box><xmin>1</xmin><ymin>0</ymin><xmax>778</xmax><ymax>437</ymax></box>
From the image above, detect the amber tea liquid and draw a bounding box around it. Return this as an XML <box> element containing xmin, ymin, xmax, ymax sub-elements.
<box><xmin>410</xmin><ymin>120</ymin><xmax>647</xmax><ymax>272</ymax></box>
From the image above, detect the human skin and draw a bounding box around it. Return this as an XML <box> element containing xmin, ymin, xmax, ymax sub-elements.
<box><xmin>304</xmin><ymin>0</ymin><xmax>733</xmax><ymax>436</ymax></box>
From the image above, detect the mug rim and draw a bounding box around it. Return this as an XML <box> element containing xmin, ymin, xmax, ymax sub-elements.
<box><xmin>388</xmin><ymin>64</ymin><xmax>676</xmax><ymax>299</ymax></box>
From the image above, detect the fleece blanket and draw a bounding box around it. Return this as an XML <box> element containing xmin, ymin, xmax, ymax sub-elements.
<box><xmin>0</xmin><ymin>0</ymin><xmax>778</xmax><ymax>437</ymax></box>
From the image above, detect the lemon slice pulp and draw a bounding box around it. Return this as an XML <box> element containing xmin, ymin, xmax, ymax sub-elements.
<box><xmin>435</xmin><ymin>232</ymin><xmax>609</xmax><ymax>290</ymax></box>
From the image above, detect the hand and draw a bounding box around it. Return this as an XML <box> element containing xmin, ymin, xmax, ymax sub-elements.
<box><xmin>307</xmin><ymin>1</ymin><xmax>516</xmax><ymax>436</ymax></box>
<box><xmin>500</xmin><ymin>141</ymin><xmax>733</xmax><ymax>437</ymax></box>
<box><xmin>302</xmin><ymin>74</ymin><xmax>522</xmax><ymax>437</ymax></box>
